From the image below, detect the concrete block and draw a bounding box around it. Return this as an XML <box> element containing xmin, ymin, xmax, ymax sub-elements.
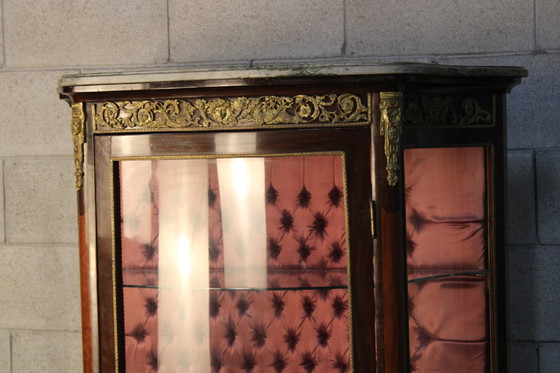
<box><xmin>509</xmin><ymin>342</ymin><xmax>538</xmax><ymax>373</ymax></box>
<box><xmin>0</xmin><ymin>245</ymin><xmax>80</xmax><ymax>331</ymax></box>
<box><xmin>5</xmin><ymin>157</ymin><xmax>77</xmax><ymax>244</ymax></box>
<box><xmin>346</xmin><ymin>0</ymin><xmax>533</xmax><ymax>57</ymax></box>
<box><xmin>0</xmin><ymin>330</ymin><xmax>10</xmax><ymax>373</ymax></box>
<box><xmin>536</xmin><ymin>0</ymin><xmax>560</xmax><ymax>50</ymax></box>
<box><xmin>508</xmin><ymin>245</ymin><xmax>560</xmax><ymax>341</ymax></box>
<box><xmin>536</xmin><ymin>150</ymin><xmax>560</xmax><ymax>244</ymax></box>
<box><xmin>507</xmin><ymin>54</ymin><xmax>560</xmax><ymax>149</ymax></box>
<box><xmin>507</xmin><ymin>151</ymin><xmax>537</xmax><ymax>244</ymax></box>
<box><xmin>540</xmin><ymin>343</ymin><xmax>560</xmax><ymax>373</ymax></box>
<box><xmin>12</xmin><ymin>330</ymin><xmax>82</xmax><ymax>373</ymax></box>
<box><xmin>440</xmin><ymin>54</ymin><xmax>560</xmax><ymax>150</ymax></box>
<box><xmin>169</xmin><ymin>0</ymin><xmax>344</xmax><ymax>63</ymax></box>
<box><xmin>0</xmin><ymin>70</ymin><xmax>77</xmax><ymax>157</ymax></box>
<box><xmin>3</xmin><ymin>0</ymin><xmax>168</xmax><ymax>68</ymax></box>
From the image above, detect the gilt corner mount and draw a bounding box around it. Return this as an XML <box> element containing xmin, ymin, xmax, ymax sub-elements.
<box><xmin>379</xmin><ymin>92</ymin><xmax>403</xmax><ymax>187</ymax></box>
<box><xmin>71</xmin><ymin>102</ymin><xmax>85</xmax><ymax>191</ymax></box>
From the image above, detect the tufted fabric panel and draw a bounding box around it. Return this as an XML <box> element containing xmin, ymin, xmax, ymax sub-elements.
<box><xmin>405</xmin><ymin>147</ymin><xmax>489</xmax><ymax>373</ymax></box>
<box><xmin>119</xmin><ymin>155</ymin><xmax>352</xmax><ymax>372</ymax></box>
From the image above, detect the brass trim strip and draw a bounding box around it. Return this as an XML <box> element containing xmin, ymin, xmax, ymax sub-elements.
<box><xmin>109</xmin><ymin>160</ymin><xmax>120</xmax><ymax>373</ymax></box>
<box><xmin>370</xmin><ymin>200</ymin><xmax>376</xmax><ymax>239</ymax></box>
<box><xmin>94</xmin><ymin>94</ymin><xmax>371</xmax><ymax>133</ymax></box>
<box><xmin>379</xmin><ymin>92</ymin><xmax>403</xmax><ymax>186</ymax></box>
<box><xmin>71</xmin><ymin>103</ymin><xmax>86</xmax><ymax>191</ymax></box>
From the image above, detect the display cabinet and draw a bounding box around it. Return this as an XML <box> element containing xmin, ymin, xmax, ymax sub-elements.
<box><xmin>59</xmin><ymin>63</ymin><xmax>526</xmax><ymax>373</ymax></box>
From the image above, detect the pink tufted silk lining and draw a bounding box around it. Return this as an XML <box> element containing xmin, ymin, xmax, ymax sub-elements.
<box><xmin>405</xmin><ymin>147</ymin><xmax>489</xmax><ymax>373</ymax></box>
<box><xmin>119</xmin><ymin>155</ymin><xmax>352</xmax><ymax>372</ymax></box>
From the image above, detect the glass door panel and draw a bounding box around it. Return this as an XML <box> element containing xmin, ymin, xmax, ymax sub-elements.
<box><xmin>117</xmin><ymin>154</ymin><xmax>352</xmax><ymax>372</ymax></box>
<box><xmin>404</xmin><ymin>147</ymin><xmax>490</xmax><ymax>373</ymax></box>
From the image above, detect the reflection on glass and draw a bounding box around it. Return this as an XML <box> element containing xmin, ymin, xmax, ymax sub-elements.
<box><xmin>218</xmin><ymin>158</ymin><xmax>267</xmax><ymax>289</ymax></box>
<box><xmin>404</xmin><ymin>147</ymin><xmax>489</xmax><ymax>373</ymax></box>
<box><xmin>157</xmin><ymin>160</ymin><xmax>210</xmax><ymax>371</ymax></box>
<box><xmin>118</xmin><ymin>154</ymin><xmax>351</xmax><ymax>372</ymax></box>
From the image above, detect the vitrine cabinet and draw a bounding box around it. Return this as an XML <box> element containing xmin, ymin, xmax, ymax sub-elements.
<box><xmin>59</xmin><ymin>63</ymin><xmax>526</xmax><ymax>373</ymax></box>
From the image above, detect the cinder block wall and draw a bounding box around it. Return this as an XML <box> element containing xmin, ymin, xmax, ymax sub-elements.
<box><xmin>0</xmin><ymin>1</ymin><xmax>558</xmax><ymax>371</ymax></box>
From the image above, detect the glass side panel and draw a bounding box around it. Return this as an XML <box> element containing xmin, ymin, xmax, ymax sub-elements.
<box><xmin>404</xmin><ymin>147</ymin><xmax>489</xmax><ymax>373</ymax></box>
<box><xmin>407</xmin><ymin>275</ymin><xmax>488</xmax><ymax>372</ymax></box>
<box><xmin>117</xmin><ymin>154</ymin><xmax>351</xmax><ymax>372</ymax></box>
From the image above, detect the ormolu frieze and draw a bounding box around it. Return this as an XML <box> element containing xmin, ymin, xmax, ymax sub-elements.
<box><xmin>404</xmin><ymin>94</ymin><xmax>494</xmax><ymax>127</ymax></box>
<box><xmin>94</xmin><ymin>94</ymin><xmax>371</xmax><ymax>132</ymax></box>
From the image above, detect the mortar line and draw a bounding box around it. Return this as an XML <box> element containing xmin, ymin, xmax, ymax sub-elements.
<box><xmin>1</xmin><ymin>0</ymin><xmax>5</xmax><ymax>68</ymax></box>
<box><xmin>537</xmin><ymin>343</ymin><xmax>540</xmax><ymax>372</ymax></box>
<box><xmin>341</xmin><ymin>0</ymin><xmax>347</xmax><ymax>57</ymax></box>
<box><xmin>532</xmin><ymin>150</ymin><xmax>541</xmax><ymax>245</ymax></box>
<box><xmin>167</xmin><ymin>0</ymin><xmax>171</xmax><ymax>63</ymax></box>
<box><xmin>2</xmin><ymin>159</ymin><xmax>5</xmax><ymax>245</ymax></box>
<box><xmin>533</xmin><ymin>0</ymin><xmax>538</xmax><ymax>51</ymax></box>
<box><xmin>9</xmin><ymin>330</ymin><xmax>12</xmax><ymax>373</ymax></box>
<box><xmin>9</xmin><ymin>327</ymin><xmax>82</xmax><ymax>334</ymax></box>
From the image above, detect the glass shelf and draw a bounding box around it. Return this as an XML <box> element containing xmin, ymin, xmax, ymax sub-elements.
<box><xmin>122</xmin><ymin>268</ymin><xmax>349</xmax><ymax>290</ymax></box>
<box><xmin>122</xmin><ymin>284</ymin><xmax>348</xmax><ymax>292</ymax></box>
<box><xmin>407</xmin><ymin>269</ymin><xmax>489</xmax><ymax>284</ymax></box>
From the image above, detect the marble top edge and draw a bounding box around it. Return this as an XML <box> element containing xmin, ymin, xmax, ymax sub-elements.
<box><xmin>58</xmin><ymin>62</ymin><xmax>528</xmax><ymax>88</ymax></box>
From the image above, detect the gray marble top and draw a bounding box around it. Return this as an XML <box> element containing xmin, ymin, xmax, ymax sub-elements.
<box><xmin>59</xmin><ymin>62</ymin><xmax>527</xmax><ymax>89</ymax></box>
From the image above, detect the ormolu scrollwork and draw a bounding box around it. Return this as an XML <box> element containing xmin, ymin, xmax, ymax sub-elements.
<box><xmin>71</xmin><ymin>102</ymin><xmax>85</xmax><ymax>191</ymax></box>
<box><xmin>379</xmin><ymin>92</ymin><xmax>403</xmax><ymax>187</ymax></box>
<box><xmin>404</xmin><ymin>94</ymin><xmax>494</xmax><ymax>126</ymax></box>
<box><xmin>94</xmin><ymin>94</ymin><xmax>370</xmax><ymax>132</ymax></box>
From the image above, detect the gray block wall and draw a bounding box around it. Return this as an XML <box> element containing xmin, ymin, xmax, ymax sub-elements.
<box><xmin>0</xmin><ymin>1</ymin><xmax>557</xmax><ymax>371</ymax></box>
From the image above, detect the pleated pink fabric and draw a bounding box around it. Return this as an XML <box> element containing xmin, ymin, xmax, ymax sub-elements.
<box><xmin>405</xmin><ymin>147</ymin><xmax>489</xmax><ymax>373</ymax></box>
